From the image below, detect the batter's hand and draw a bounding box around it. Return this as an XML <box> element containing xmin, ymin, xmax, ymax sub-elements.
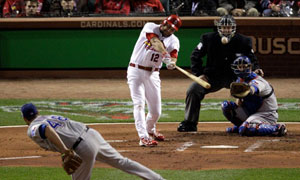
<box><xmin>162</xmin><ymin>53</ymin><xmax>171</xmax><ymax>64</ymax></box>
<box><xmin>166</xmin><ymin>61</ymin><xmax>176</xmax><ymax>70</ymax></box>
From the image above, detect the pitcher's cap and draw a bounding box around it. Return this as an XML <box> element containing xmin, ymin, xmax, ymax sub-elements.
<box><xmin>21</xmin><ymin>103</ymin><xmax>38</xmax><ymax>119</ymax></box>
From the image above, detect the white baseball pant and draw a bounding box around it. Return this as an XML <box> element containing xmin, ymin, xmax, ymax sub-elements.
<box><xmin>127</xmin><ymin>66</ymin><xmax>161</xmax><ymax>139</ymax></box>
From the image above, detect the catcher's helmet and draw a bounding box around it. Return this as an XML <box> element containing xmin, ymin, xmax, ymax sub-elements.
<box><xmin>215</xmin><ymin>15</ymin><xmax>236</xmax><ymax>40</ymax></box>
<box><xmin>163</xmin><ymin>15</ymin><xmax>182</xmax><ymax>31</ymax></box>
<box><xmin>231</xmin><ymin>56</ymin><xmax>252</xmax><ymax>78</ymax></box>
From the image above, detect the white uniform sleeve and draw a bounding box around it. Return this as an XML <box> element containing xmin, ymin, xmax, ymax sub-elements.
<box><xmin>142</xmin><ymin>23</ymin><xmax>156</xmax><ymax>34</ymax></box>
<box><xmin>28</xmin><ymin>124</ymin><xmax>43</xmax><ymax>140</ymax></box>
<box><xmin>167</xmin><ymin>36</ymin><xmax>180</xmax><ymax>54</ymax></box>
<box><xmin>27</xmin><ymin>122</ymin><xmax>58</xmax><ymax>151</ymax></box>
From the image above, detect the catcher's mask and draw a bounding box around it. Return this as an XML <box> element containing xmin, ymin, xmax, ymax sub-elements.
<box><xmin>231</xmin><ymin>56</ymin><xmax>252</xmax><ymax>78</ymax></box>
<box><xmin>162</xmin><ymin>14</ymin><xmax>182</xmax><ymax>31</ymax></box>
<box><xmin>215</xmin><ymin>15</ymin><xmax>236</xmax><ymax>42</ymax></box>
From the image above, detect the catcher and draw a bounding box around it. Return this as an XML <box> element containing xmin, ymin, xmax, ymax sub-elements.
<box><xmin>222</xmin><ymin>56</ymin><xmax>287</xmax><ymax>136</ymax></box>
<box><xmin>21</xmin><ymin>103</ymin><xmax>165</xmax><ymax>180</ymax></box>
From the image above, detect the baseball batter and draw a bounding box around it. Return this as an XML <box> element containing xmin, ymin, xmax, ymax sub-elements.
<box><xmin>222</xmin><ymin>56</ymin><xmax>287</xmax><ymax>136</ymax></box>
<box><xmin>127</xmin><ymin>15</ymin><xmax>181</xmax><ymax>147</ymax></box>
<box><xmin>21</xmin><ymin>103</ymin><xmax>165</xmax><ymax>180</ymax></box>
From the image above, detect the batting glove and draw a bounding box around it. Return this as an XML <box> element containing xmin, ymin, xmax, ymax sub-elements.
<box><xmin>162</xmin><ymin>53</ymin><xmax>171</xmax><ymax>64</ymax></box>
<box><xmin>166</xmin><ymin>61</ymin><xmax>175</xmax><ymax>70</ymax></box>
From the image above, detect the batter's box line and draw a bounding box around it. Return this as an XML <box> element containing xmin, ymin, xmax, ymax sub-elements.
<box><xmin>176</xmin><ymin>141</ymin><xmax>194</xmax><ymax>152</ymax></box>
<box><xmin>244</xmin><ymin>139</ymin><xmax>280</xmax><ymax>152</ymax></box>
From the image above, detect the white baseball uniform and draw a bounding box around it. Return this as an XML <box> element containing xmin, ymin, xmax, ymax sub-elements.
<box><xmin>127</xmin><ymin>22</ymin><xmax>180</xmax><ymax>140</ymax></box>
<box><xmin>27</xmin><ymin>115</ymin><xmax>164</xmax><ymax>180</ymax></box>
<box><xmin>234</xmin><ymin>73</ymin><xmax>278</xmax><ymax>125</ymax></box>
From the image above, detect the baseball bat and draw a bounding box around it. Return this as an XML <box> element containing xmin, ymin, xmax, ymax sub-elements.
<box><xmin>175</xmin><ymin>65</ymin><xmax>211</xmax><ymax>89</ymax></box>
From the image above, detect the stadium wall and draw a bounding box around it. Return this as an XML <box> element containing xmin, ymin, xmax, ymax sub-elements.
<box><xmin>0</xmin><ymin>17</ymin><xmax>299</xmax><ymax>78</ymax></box>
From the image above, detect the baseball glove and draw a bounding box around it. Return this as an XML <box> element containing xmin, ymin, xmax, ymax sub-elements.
<box><xmin>61</xmin><ymin>149</ymin><xmax>82</xmax><ymax>175</ymax></box>
<box><xmin>230</xmin><ymin>82</ymin><xmax>251</xmax><ymax>98</ymax></box>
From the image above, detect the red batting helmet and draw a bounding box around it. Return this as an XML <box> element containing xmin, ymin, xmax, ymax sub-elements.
<box><xmin>163</xmin><ymin>15</ymin><xmax>182</xmax><ymax>31</ymax></box>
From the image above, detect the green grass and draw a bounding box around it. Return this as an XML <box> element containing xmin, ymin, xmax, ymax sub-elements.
<box><xmin>1</xmin><ymin>98</ymin><xmax>300</xmax><ymax>126</ymax></box>
<box><xmin>1</xmin><ymin>167</ymin><xmax>300</xmax><ymax>180</ymax></box>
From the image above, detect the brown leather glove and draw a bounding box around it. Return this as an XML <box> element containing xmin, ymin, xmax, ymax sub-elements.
<box><xmin>230</xmin><ymin>82</ymin><xmax>251</xmax><ymax>98</ymax></box>
<box><xmin>61</xmin><ymin>149</ymin><xmax>82</xmax><ymax>175</ymax></box>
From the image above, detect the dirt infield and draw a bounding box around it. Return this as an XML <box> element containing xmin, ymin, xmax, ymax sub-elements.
<box><xmin>1</xmin><ymin>123</ymin><xmax>300</xmax><ymax>170</ymax></box>
<box><xmin>0</xmin><ymin>78</ymin><xmax>299</xmax><ymax>99</ymax></box>
<box><xmin>0</xmin><ymin>78</ymin><xmax>300</xmax><ymax>170</ymax></box>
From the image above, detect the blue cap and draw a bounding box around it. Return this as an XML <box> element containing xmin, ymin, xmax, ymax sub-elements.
<box><xmin>21</xmin><ymin>103</ymin><xmax>38</xmax><ymax>119</ymax></box>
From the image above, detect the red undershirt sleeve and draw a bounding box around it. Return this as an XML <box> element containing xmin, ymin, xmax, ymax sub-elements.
<box><xmin>170</xmin><ymin>49</ymin><xmax>178</xmax><ymax>59</ymax></box>
<box><xmin>146</xmin><ymin>33</ymin><xmax>159</xmax><ymax>41</ymax></box>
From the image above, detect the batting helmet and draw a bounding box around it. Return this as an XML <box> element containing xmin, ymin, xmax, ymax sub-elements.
<box><xmin>215</xmin><ymin>15</ymin><xmax>236</xmax><ymax>40</ymax></box>
<box><xmin>231</xmin><ymin>56</ymin><xmax>252</xmax><ymax>78</ymax></box>
<box><xmin>163</xmin><ymin>15</ymin><xmax>182</xmax><ymax>31</ymax></box>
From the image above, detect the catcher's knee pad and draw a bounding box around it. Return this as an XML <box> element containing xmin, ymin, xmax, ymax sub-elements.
<box><xmin>221</xmin><ymin>101</ymin><xmax>237</xmax><ymax>111</ymax></box>
<box><xmin>221</xmin><ymin>101</ymin><xmax>238</xmax><ymax>122</ymax></box>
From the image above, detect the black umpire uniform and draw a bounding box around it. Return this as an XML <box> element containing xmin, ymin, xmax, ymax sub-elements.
<box><xmin>177</xmin><ymin>23</ymin><xmax>261</xmax><ymax>132</ymax></box>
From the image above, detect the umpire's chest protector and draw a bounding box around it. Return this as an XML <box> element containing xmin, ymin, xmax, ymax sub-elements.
<box><xmin>205</xmin><ymin>33</ymin><xmax>252</xmax><ymax>76</ymax></box>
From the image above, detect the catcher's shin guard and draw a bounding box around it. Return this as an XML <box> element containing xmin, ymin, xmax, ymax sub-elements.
<box><xmin>239</xmin><ymin>122</ymin><xmax>258</xmax><ymax>136</ymax></box>
<box><xmin>221</xmin><ymin>101</ymin><xmax>243</xmax><ymax>126</ymax></box>
<box><xmin>257</xmin><ymin>124</ymin><xmax>286</xmax><ymax>136</ymax></box>
<box><xmin>239</xmin><ymin>123</ymin><xmax>284</xmax><ymax>136</ymax></box>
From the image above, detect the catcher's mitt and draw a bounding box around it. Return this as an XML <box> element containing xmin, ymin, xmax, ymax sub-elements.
<box><xmin>61</xmin><ymin>149</ymin><xmax>82</xmax><ymax>175</ymax></box>
<box><xmin>230</xmin><ymin>82</ymin><xmax>251</xmax><ymax>98</ymax></box>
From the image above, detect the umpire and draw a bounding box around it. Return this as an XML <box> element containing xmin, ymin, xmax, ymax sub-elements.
<box><xmin>177</xmin><ymin>15</ymin><xmax>264</xmax><ymax>132</ymax></box>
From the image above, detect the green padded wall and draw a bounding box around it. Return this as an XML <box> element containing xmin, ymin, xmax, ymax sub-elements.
<box><xmin>0</xmin><ymin>28</ymin><xmax>212</xmax><ymax>69</ymax></box>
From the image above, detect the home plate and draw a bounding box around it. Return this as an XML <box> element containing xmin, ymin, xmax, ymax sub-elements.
<box><xmin>201</xmin><ymin>145</ymin><xmax>239</xmax><ymax>149</ymax></box>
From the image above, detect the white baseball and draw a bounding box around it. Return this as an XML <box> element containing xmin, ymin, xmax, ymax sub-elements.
<box><xmin>221</xmin><ymin>36</ymin><xmax>228</xmax><ymax>44</ymax></box>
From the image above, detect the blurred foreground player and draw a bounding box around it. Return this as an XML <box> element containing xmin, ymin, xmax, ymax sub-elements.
<box><xmin>21</xmin><ymin>103</ymin><xmax>165</xmax><ymax>180</ymax></box>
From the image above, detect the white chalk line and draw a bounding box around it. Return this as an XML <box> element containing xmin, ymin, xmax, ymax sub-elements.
<box><xmin>0</xmin><ymin>156</ymin><xmax>41</xmax><ymax>160</ymax></box>
<box><xmin>106</xmin><ymin>140</ymin><xmax>127</xmax><ymax>143</ymax></box>
<box><xmin>176</xmin><ymin>141</ymin><xmax>194</xmax><ymax>152</ymax></box>
<box><xmin>201</xmin><ymin>145</ymin><xmax>239</xmax><ymax>149</ymax></box>
<box><xmin>244</xmin><ymin>139</ymin><xmax>280</xmax><ymax>152</ymax></box>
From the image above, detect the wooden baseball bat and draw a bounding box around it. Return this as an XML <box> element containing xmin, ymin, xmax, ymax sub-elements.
<box><xmin>175</xmin><ymin>65</ymin><xmax>211</xmax><ymax>89</ymax></box>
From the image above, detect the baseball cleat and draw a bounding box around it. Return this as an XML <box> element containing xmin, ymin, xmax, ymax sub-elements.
<box><xmin>226</xmin><ymin>126</ymin><xmax>239</xmax><ymax>133</ymax></box>
<box><xmin>139</xmin><ymin>138</ymin><xmax>158</xmax><ymax>147</ymax></box>
<box><xmin>277</xmin><ymin>124</ymin><xmax>287</xmax><ymax>137</ymax></box>
<box><xmin>149</xmin><ymin>132</ymin><xmax>165</xmax><ymax>141</ymax></box>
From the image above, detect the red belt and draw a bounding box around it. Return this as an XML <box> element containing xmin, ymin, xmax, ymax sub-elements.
<box><xmin>129</xmin><ymin>63</ymin><xmax>159</xmax><ymax>72</ymax></box>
